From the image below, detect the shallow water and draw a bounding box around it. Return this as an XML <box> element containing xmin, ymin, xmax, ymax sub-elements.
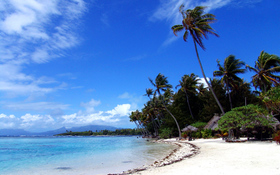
<box><xmin>0</xmin><ymin>136</ymin><xmax>175</xmax><ymax>175</ymax></box>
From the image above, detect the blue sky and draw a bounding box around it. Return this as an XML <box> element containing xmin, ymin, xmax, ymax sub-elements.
<box><xmin>0</xmin><ymin>0</ymin><xmax>279</xmax><ymax>132</ymax></box>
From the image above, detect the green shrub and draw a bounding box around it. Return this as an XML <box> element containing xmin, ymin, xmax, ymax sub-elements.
<box><xmin>190</xmin><ymin>122</ymin><xmax>207</xmax><ymax>130</ymax></box>
<box><xmin>193</xmin><ymin>131</ymin><xmax>202</xmax><ymax>138</ymax></box>
<box><xmin>159</xmin><ymin>128</ymin><xmax>172</xmax><ymax>139</ymax></box>
<box><xmin>201</xmin><ymin>129</ymin><xmax>212</xmax><ymax>138</ymax></box>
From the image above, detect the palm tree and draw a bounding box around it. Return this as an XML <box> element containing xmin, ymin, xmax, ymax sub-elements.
<box><xmin>172</xmin><ymin>5</ymin><xmax>225</xmax><ymax>115</ymax></box>
<box><xmin>246</xmin><ymin>51</ymin><xmax>280</xmax><ymax>93</ymax></box>
<box><xmin>176</xmin><ymin>73</ymin><xmax>200</xmax><ymax>119</ymax></box>
<box><xmin>213</xmin><ymin>55</ymin><xmax>246</xmax><ymax>109</ymax></box>
<box><xmin>129</xmin><ymin>110</ymin><xmax>148</xmax><ymax>136</ymax></box>
<box><xmin>149</xmin><ymin>73</ymin><xmax>182</xmax><ymax>139</ymax></box>
<box><xmin>144</xmin><ymin>88</ymin><xmax>153</xmax><ymax>99</ymax></box>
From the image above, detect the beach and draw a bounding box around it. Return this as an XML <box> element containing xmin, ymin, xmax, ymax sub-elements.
<box><xmin>131</xmin><ymin>138</ymin><xmax>280</xmax><ymax>175</ymax></box>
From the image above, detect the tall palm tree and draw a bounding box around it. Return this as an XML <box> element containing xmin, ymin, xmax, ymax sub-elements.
<box><xmin>176</xmin><ymin>73</ymin><xmax>200</xmax><ymax>119</ymax></box>
<box><xmin>149</xmin><ymin>73</ymin><xmax>182</xmax><ymax>139</ymax></box>
<box><xmin>246</xmin><ymin>51</ymin><xmax>280</xmax><ymax>93</ymax></box>
<box><xmin>172</xmin><ymin>5</ymin><xmax>225</xmax><ymax>115</ymax></box>
<box><xmin>213</xmin><ymin>55</ymin><xmax>246</xmax><ymax>109</ymax></box>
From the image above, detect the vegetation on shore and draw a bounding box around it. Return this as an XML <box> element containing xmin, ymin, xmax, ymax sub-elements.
<box><xmin>129</xmin><ymin>5</ymin><xmax>280</xmax><ymax>140</ymax></box>
<box><xmin>55</xmin><ymin>128</ymin><xmax>142</xmax><ymax>136</ymax></box>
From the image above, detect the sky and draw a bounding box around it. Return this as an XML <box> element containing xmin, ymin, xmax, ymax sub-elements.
<box><xmin>0</xmin><ymin>0</ymin><xmax>279</xmax><ymax>132</ymax></box>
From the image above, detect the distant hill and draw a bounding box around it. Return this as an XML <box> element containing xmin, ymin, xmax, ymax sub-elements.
<box><xmin>0</xmin><ymin>125</ymin><xmax>117</xmax><ymax>136</ymax></box>
<box><xmin>0</xmin><ymin>129</ymin><xmax>33</xmax><ymax>136</ymax></box>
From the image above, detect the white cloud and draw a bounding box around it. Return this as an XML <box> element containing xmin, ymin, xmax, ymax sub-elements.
<box><xmin>0</xmin><ymin>0</ymin><xmax>59</xmax><ymax>38</ymax></box>
<box><xmin>118</xmin><ymin>92</ymin><xmax>133</xmax><ymax>99</ymax></box>
<box><xmin>0</xmin><ymin>99</ymin><xmax>133</xmax><ymax>130</ymax></box>
<box><xmin>150</xmin><ymin>0</ymin><xmax>232</xmax><ymax>23</ymax></box>
<box><xmin>0</xmin><ymin>114</ymin><xmax>18</xmax><ymax>129</ymax></box>
<box><xmin>150</xmin><ymin>0</ymin><xmax>232</xmax><ymax>46</ymax></box>
<box><xmin>0</xmin><ymin>0</ymin><xmax>86</xmax><ymax>63</ymax></box>
<box><xmin>21</xmin><ymin>113</ymin><xmax>42</xmax><ymax>122</ymax></box>
<box><xmin>106</xmin><ymin>104</ymin><xmax>131</xmax><ymax>117</ymax></box>
<box><xmin>20</xmin><ymin>114</ymin><xmax>55</xmax><ymax>130</ymax></box>
<box><xmin>198</xmin><ymin>77</ymin><xmax>210</xmax><ymax>88</ymax></box>
<box><xmin>119</xmin><ymin>92</ymin><xmax>145</xmax><ymax>110</ymax></box>
<box><xmin>80</xmin><ymin>99</ymin><xmax>101</xmax><ymax>114</ymax></box>
<box><xmin>61</xmin><ymin>111</ymin><xmax>119</xmax><ymax>125</ymax></box>
<box><xmin>0</xmin><ymin>63</ymin><xmax>59</xmax><ymax>98</ymax></box>
<box><xmin>3</xmin><ymin>102</ymin><xmax>69</xmax><ymax>111</ymax></box>
<box><xmin>0</xmin><ymin>0</ymin><xmax>87</xmax><ymax>98</ymax></box>
<box><xmin>0</xmin><ymin>63</ymin><xmax>33</xmax><ymax>81</ymax></box>
<box><xmin>31</xmin><ymin>49</ymin><xmax>50</xmax><ymax>63</ymax></box>
<box><xmin>61</xmin><ymin>101</ymin><xmax>131</xmax><ymax>126</ymax></box>
<box><xmin>232</xmin><ymin>0</ymin><xmax>263</xmax><ymax>7</ymax></box>
<box><xmin>0</xmin><ymin>122</ymin><xmax>15</xmax><ymax>129</ymax></box>
<box><xmin>0</xmin><ymin>114</ymin><xmax>15</xmax><ymax>119</ymax></box>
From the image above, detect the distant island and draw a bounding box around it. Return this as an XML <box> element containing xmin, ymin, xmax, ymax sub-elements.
<box><xmin>0</xmin><ymin>125</ymin><xmax>135</xmax><ymax>136</ymax></box>
<box><xmin>55</xmin><ymin>128</ymin><xmax>142</xmax><ymax>136</ymax></box>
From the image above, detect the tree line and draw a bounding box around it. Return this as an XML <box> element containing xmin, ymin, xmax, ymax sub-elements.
<box><xmin>56</xmin><ymin>128</ymin><xmax>142</xmax><ymax>136</ymax></box>
<box><xmin>129</xmin><ymin>5</ymin><xmax>280</xmax><ymax>140</ymax></box>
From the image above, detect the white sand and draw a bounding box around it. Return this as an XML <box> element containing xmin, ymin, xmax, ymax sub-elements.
<box><xmin>132</xmin><ymin>138</ymin><xmax>280</xmax><ymax>175</ymax></box>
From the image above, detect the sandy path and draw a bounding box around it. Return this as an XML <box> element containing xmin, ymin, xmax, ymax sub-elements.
<box><xmin>133</xmin><ymin>138</ymin><xmax>280</xmax><ymax>175</ymax></box>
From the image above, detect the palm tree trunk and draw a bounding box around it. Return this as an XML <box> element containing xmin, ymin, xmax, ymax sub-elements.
<box><xmin>226</xmin><ymin>81</ymin><xmax>233</xmax><ymax>110</ymax></box>
<box><xmin>193</xmin><ymin>39</ymin><xmax>225</xmax><ymax>115</ymax></box>
<box><xmin>159</xmin><ymin>93</ymin><xmax>182</xmax><ymax>139</ymax></box>
<box><xmin>228</xmin><ymin>89</ymin><xmax>233</xmax><ymax>110</ymax></box>
<box><xmin>151</xmin><ymin>115</ymin><xmax>159</xmax><ymax>136</ymax></box>
<box><xmin>134</xmin><ymin>121</ymin><xmax>145</xmax><ymax>136</ymax></box>
<box><xmin>184</xmin><ymin>89</ymin><xmax>194</xmax><ymax>119</ymax></box>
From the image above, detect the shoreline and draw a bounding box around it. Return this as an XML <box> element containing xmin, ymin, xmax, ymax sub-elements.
<box><xmin>125</xmin><ymin>138</ymin><xmax>280</xmax><ymax>175</ymax></box>
<box><xmin>110</xmin><ymin>138</ymin><xmax>200</xmax><ymax>175</ymax></box>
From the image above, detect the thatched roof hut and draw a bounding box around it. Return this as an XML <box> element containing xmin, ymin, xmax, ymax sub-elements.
<box><xmin>204</xmin><ymin>113</ymin><xmax>221</xmax><ymax>130</ymax></box>
<box><xmin>182</xmin><ymin>125</ymin><xmax>198</xmax><ymax>132</ymax></box>
<box><xmin>271</xmin><ymin>116</ymin><xmax>280</xmax><ymax>130</ymax></box>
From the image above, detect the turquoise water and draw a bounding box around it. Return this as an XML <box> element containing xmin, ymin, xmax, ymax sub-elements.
<box><xmin>0</xmin><ymin>136</ymin><xmax>175</xmax><ymax>175</ymax></box>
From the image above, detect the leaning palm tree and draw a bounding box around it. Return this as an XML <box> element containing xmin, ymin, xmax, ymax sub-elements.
<box><xmin>176</xmin><ymin>73</ymin><xmax>200</xmax><ymax>119</ymax></box>
<box><xmin>213</xmin><ymin>55</ymin><xmax>246</xmax><ymax>109</ymax></box>
<box><xmin>172</xmin><ymin>5</ymin><xmax>224</xmax><ymax>115</ymax></box>
<box><xmin>149</xmin><ymin>73</ymin><xmax>182</xmax><ymax>139</ymax></box>
<box><xmin>246</xmin><ymin>51</ymin><xmax>280</xmax><ymax>93</ymax></box>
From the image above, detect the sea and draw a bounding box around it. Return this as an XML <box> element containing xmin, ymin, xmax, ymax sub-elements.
<box><xmin>0</xmin><ymin>136</ymin><xmax>175</xmax><ymax>175</ymax></box>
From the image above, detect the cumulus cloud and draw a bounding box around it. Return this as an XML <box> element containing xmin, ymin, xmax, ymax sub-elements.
<box><xmin>0</xmin><ymin>113</ymin><xmax>56</xmax><ymax>131</ymax></box>
<box><xmin>63</xmin><ymin>99</ymin><xmax>131</xmax><ymax>125</ymax></box>
<box><xmin>0</xmin><ymin>114</ymin><xmax>17</xmax><ymax>129</ymax></box>
<box><xmin>20</xmin><ymin>114</ymin><xmax>55</xmax><ymax>130</ymax></box>
<box><xmin>62</xmin><ymin>103</ymin><xmax>131</xmax><ymax>126</ymax></box>
<box><xmin>0</xmin><ymin>114</ymin><xmax>15</xmax><ymax>119</ymax></box>
<box><xmin>106</xmin><ymin>104</ymin><xmax>131</xmax><ymax>117</ymax></box>
<box><xmin>0</xmin><ymin>97</ymin><xmax>134</xmax><ymax>131</ymax></box>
